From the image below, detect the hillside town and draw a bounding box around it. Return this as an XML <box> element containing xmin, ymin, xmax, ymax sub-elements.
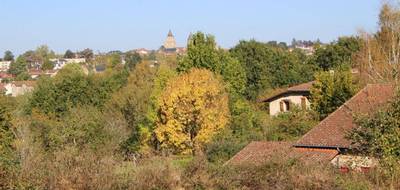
<box><xmin>2</xmin><ymin>1</ymin><xmax>400</xmax><ymax>190</ymax></box>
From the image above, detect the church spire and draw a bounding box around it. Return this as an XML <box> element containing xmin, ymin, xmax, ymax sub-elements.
<box><xmin>168</xmin><ymin>30</ymin><xmax>174</xmax><ymax>37</ymax></box>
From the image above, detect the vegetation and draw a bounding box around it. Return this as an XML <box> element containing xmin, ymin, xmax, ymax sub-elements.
<box><xmin>3</xmin><ymin>50</ymin><xmax>14</xmax><ymax>61</ymax></box>
<box><xmin>154</xmin><ymin>69</ymin><xmax>230</xmax><ymax>155</ymax></box>
<box><xmin>3</xmin><ymin>2</ymin><xmax>400</xmax><ymax>189</ymax></box>
<box><xmin>124</xmin><ymin>51</ymin><xmax>142</xmax><ymax>71</ymax></box>
<box><xmin>357</xmin><ymin>3</ymin><xmax>400</xmax><ymax>84</ymax></box>
<box><xmin>350</xmin><ymin>90</ymin><xmax>400</xmax><ymax>170</ymax></box>
<box><xmin>310</xmin><ymin>36</ymin><xmax>362</xmax><ymax>70</ymax></box>
<box><xmin>8</xmin><ymin>56</ymin><xmax>29</xmax><ymax>80</ymax></box>
<box><xmin>230</xmin><ymin>40</ymin><xmax>316</xmax><ymax>99</ymax></box>
<box><xmin>310</xmin><ymin>69</ymin><xmax>358</xmax><ymax>119</ymax></box>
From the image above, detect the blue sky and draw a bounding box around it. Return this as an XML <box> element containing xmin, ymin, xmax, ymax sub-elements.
<box><xmin>1</xmin><ymin>0</ymin><xmax>381</xmax><ymax>55</ymax></box>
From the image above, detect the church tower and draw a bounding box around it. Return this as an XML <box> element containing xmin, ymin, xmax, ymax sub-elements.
<box><xmin>163</xmin><ymin>30</ymin><xmax>177</xmax><ymax>50</ymax></box>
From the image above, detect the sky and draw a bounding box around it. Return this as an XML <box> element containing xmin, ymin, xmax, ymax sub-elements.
<box><xmin>0</xmin><ymin>0</ymin><xmax>382</xmax><ymax>55</ymax></box>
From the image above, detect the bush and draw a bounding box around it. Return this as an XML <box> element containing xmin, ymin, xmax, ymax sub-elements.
<box><xmin>266</xmin><ymin>107</ymin><xmax>318</xmax><ymax>141</ymax></box>
<box><xmin>130</xmin><ymin>157</ymin><xmax>182</xmax><ymax>190</ymax></box>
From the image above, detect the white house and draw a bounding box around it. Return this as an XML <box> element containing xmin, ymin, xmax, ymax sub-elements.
<box><xmin>261</xmin><ymin>81</ymin><xmax>313</xmax><ymax>116</ymax></box>
<box><xmin>135</xmin><ymin>48</ymin><xmax>150</xmax><ymax>56</ymax></box>
<box><xmin>50</xmin><ymin>58</ymin><xmax>86</xmax><ymax>70</ymax></box>
<box><xmin>4</xmin><ymin>81</ymin><xmax>36</xmax><ymax>97</ymax></box>
<box><xmin>29</xmin><ymin>69</ymin><xmax>58</xmax><ymax>79</ymax></box>
<box><xmin>0</xmin><ymin>61</ymin><xmax>11</xmax><ymax>72</ymax></box>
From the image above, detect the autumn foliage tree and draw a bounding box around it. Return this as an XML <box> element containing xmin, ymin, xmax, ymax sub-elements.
<box><xmin>357</xmin><ymin>2</ymin><xmax>400</xmax><ymax>84</ymax></box>
<box><xmin>154</xmin><ymin>69</ymin><xmax>230</xmax><ymax>155</ymax></box>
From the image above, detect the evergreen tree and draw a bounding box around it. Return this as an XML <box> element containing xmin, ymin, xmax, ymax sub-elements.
<box><xmin>3</xmin><ymin>51</ymin><xmax>14</xmax><ymax>61</ymax></box>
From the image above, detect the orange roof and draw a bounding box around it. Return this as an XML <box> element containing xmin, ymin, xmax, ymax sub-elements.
<box><xmin>226</xmin><ymin>141</ymin><xmax>338</xmax><ymax>166</ymax></box>
<box><xmin>225</xmin><ymin>141</ymin><xmax>292</xmax><ymax>165</ymax></box>
<box><xmin>287</xmin><ymin>81</ymin><xmax>314</xmax><ymax>91</ymax></box>
<box><xmin>0</xmin><ymin>72</ymin><xmax>14</xmax><ymax>78</ymax></box>
<box><xmin>12</xmin><ymin>81</ymin><xmax>36</xmax><ymax>87</ymax></box>
<box><xmin>295</xmin><ymin>84</ymin><xmax>395</xmax><ymax>149</ymax></box>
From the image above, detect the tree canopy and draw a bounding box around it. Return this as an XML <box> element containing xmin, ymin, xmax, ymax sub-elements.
<box><xmin>64</xmin><ymin>50</ymin><xmax>75</xmax><ymax>59</ymax></box>
<box><xmin>3</xmin><ymin>51</ymin><xmax>14</xmax><ymax>61</ymax></box>
<box><xmin>154</xmin><ymin>69</ymin><xmax>230</xmax><ymax>155</ymax></box>
<box><xmin>311</xmin><ymin>36</ymin><xmax>362</xmax><ymax>70</ymax></box>
<box><xmin>124</xmin><ymin>52</ymin><xmax>142</xmax><ymax>71</ymax></box>
<box><xmin>310</xmin><ymin>69</ymin><xmax>357</xmax><ymax>119</ymax></box>
<box><xmin>230</xmin><ymin>40</ymin><xmax>316</xmax><ymax>99</ymax></box>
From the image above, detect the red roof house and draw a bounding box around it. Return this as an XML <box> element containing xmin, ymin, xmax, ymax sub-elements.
<box><xmin>227</xmin><ymin>84</ymin><xmax>396</xmax><ymax>167</ymax></box>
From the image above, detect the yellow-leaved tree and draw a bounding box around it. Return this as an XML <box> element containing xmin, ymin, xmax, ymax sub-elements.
<box><xmin>154</xmin><ymin>68</ymin><xmax>230</xmax><ymax>155</ymax></box>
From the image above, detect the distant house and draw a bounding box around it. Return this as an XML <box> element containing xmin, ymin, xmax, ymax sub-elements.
<box><xmin>0</xmin><ymin>61</ymin><xmax>12</xmax><ymax>72</ymax></box>
<box><xmin>29</xmin><ymin>69</ymin><xmax>58</xmax><ymax>79</ymax></box>
<box><xmin>135</xmin><ymin>48</ymin><xmax>150</xmax><ymax>56</ymax></box>
<box><xmin>50</xmin><ymin>58</ymin><xmax>86</xmax><ymax>70</ymax></box>
<box><xmin>228</xmin><ymin>84</ymin><xmax>395</xmax><ymax>171</ymax></box>
<box><xmin>4</xmin><ymin>81</ymin><xmax>36</xmax><ymax>97</ymax></box>
<box><xmin>176</xmin><ymin>47</ymin><xmax>187</xmax><ymax>55</ymax></box>
<box><xmin>0</xmin><ymin>72</ymin><xmax>15</xmax><ymax>82</ymax></box>
<box><xmin>260</xmin><ymin>81</ymin><xmax>314</xmax><ymax>116</ymax></box>
<box><xmin>294</xmin><ymin>45</ymin><xmax>315</xmax><ymax>55</ymax></box>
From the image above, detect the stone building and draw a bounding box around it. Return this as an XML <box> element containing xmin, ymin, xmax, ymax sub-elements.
<box><xmin>162</xmin><ymin>30</ymin><xmax>177</xmax><ymax>52</ymax></box>
<box><xmin>261</xmin><ymin>81</ymin><xmax>313</xmax><ymax>116</ymax></box>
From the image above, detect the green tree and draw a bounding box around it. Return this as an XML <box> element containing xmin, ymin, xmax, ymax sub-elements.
<box><xmin>79</xmin><ymin>48</ymin><xmax>94</xmax><ymax>61</ymax></box>
<box><xmin>268</xmin><ymin>107</ymin><xmax>318</xmax><ymax>141</ymax></box>
<box><xmin>3</xmin><ymin>50</ymin><xmax>14</xmax><ymax>61</ymax></box>
<box><xmin>8</xmin><ymin>56</ymin><xmax>28</xmax><ymax>79</ymax></box>
<box><xmin>0</xmin><ymin>96</ymin><xmax>17</xmax><ymax>188</ymax></box>
<box><xmin>350</xmin><ymin>91</ymin><xmax>400</xmax><ymax>170</ymax></box>
<box><xmin>154</xmin><ymin>69</ymin><xmax>230</xmax><ymax>155</ymax></box>
<box><xmin>30</xmin><ymin>63</ymin><xmax>126</xmax><ymax>116</ymax></box>
<box><xmin>64</xmin><ymin>50</ymin><xmax>75</xmax><ymax>58</ymax></box>
<box><xmin>41</xmin><ymin>59</ymin><xmax>54</xmax><ymax>70</ymax></box>
<box><xmin>124</xmin><ymin>52</ymin><xmax>142</xmax><ymax>71</ymax></box>
<box><xmin>177</xmin><ymin>32</ymin><xmax>221</xmax><ymax>72</ymax></box>
<box><xmin>230</xmin><ymin>40</ymin><xmax>273</xmax><ymax>99</ymax></box>
<box><xmin>107</xmin><ymin>53</ymin><xmax>122</xmax><ymax>68</ymax></box>
<box><xmin>178</xmin><ymin>32</ymin><xmax>247</xmax><ymax>95</ymax></box>
<box><xmin>106</xmin><ymin>62</ymin><xmax>158</xmax><ymax>155</ymax></box>
<box><xmin>231</xmin><ymin>40</ymin><xmax>314</xmax><ymax>99</ymax></box>
<box><xmin>35</xmin><ymin>45</ymin><xmax>55</xmax><ymax>60</ymax></box>
<box><xmin>219</xmin><ymin>51</ymin><xmax>247</xmax><ymax>95</ymax></box>
<box><xmin>311</xmin><ymin>36</ymin><xmax>362</xmax><ymax>70</ymax></box>
<box><xmin>310</xmin><ymin>69</ymin><xmax>357</xmax><ymax>119</ymax></box>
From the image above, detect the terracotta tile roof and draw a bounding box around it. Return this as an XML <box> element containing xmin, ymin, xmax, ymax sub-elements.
<box><xmin>288</xmin><ymin>81</ymin><xmax>314</xmax><ymax>91</ymax></box>
<box><xmin>0</xmin><ymin>72</ymin><xmax>14</xmax><ymax>78</ymax></box>
<box><xmin>293</xmin><ymin>147</ymin><xmax>338</xmax><ymax>164</ymax></box>
<box><xmin>225</xmin><ymin>141</ymin><xmax>293</xmax><ymax>165</ymax></box>
<box><xmin>260</xmin><ymin>81</ymin><xmax>314</xmax><ymax>102</ymax></box>
<box><xmin>12</xmin><ymin>81</ymin><xmax>36</xmax><ymax>87</ymax></box>
<box><xmin>226</xmin><ymin>141</ymin><xmax>338</xmax><ymax>166</ymax></box>
<box><xmin>295</xmin><ymin>84</ymin><xmax>396</xmax><ymax>149</ymax></box>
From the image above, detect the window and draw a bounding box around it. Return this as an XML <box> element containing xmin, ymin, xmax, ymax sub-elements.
<box><xmin>283</xmin><ymin>100</ymin><xmax>290</xmax><ymax>111</ymax></box>
<box><xmin>280</xmin><ymin>101</ymin><xmax>284</xmax><ymax>112</ymax></box>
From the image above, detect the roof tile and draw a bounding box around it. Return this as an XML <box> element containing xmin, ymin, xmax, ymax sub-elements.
<box><xmin>295</xmin><ymin>84</ymin><xmax>395</xmax><ymax>149</ymax></box>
